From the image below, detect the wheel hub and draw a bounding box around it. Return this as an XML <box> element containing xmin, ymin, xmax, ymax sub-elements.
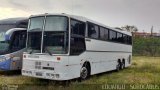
<box><xmin>80</xmin><ymin>67</ymin><xmax>88</xmax><ymax>79</ymax></box>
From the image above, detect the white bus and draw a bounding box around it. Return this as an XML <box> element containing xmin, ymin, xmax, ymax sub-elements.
<box><xmin>22</xmin><ymin>13</ymin><xmax>132</xmax><ymax>80</ymax></box>
<box><xmin>0</xmin><ymin>18</ymin><xmax>28</xmax><ymax>70</ymax></box>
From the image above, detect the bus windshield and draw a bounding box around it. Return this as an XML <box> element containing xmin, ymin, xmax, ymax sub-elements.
<box><xmin>27</xmin><ymin>17</ymin><xmax>44</xmax><ymax>53</ymax></box>
<box><xmin>27</xmin><ymin>16</ymin><xmax>68</xmax><ymax>54</ymax></box>
<box><xmin>0</xmin><ymin>24</ymin><xmax>14</xmax><ymax>54</ymax></box>
<box><xmin>0</xmin><ymin>31</ymin><xmax>9</xmax><ymax>54</ymax></box>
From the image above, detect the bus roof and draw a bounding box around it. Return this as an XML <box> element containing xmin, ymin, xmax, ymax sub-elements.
<box><xmin>30</xmin><ymin>13</ymin><xmax>132</xmax><ymax>36</ymax></box>
<box><xmin>0</xmin><ymin>17</ymin><xmax>28</xmax><ymax>25</ymax></box>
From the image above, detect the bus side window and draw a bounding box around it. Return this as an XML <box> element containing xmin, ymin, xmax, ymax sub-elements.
<box><xmin>100</xmin><ymin>27</ymin><xmax>109</xmax><ymax>40</ymax></box>
<box><xmin>70</xmin><ymin>19</ymin><xmax>86</xmax><ymax>55</ymax></box>
<box><xmin>129</xmin><ymin>36</ymin><xmax>132</xmax><ymax>45</ymax></box>
<box><xmin>109</xmin><ymin>30</ymin><xmax>117</xmax><ymax>41</ymax></box>
<box><xmin>117</xmin><ymin>33</ymin><xmax>123</xmax><ymax>43</ymax></box>
<box><xmin>123</xmin><ymin>34</ymin><xmax>128</xmax><ymax>44</ymax></box>
<box><xmin>11</xmin><ymin>31</ymin><xmax>26</xmax><ymax>52</ymax></box>
<box><xmin>88</xmin><ymin>23</ymin><xmax>99</xmax><ymax>39</ymax></box>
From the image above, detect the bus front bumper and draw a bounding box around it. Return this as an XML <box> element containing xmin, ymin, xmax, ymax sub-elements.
<box><xmin>22</xmin><ymin>69</ymin><xmax>70</xmax><ymax>81</ymax></box>
<box><xmin>0</xmin><ymin>59</ymin><xmax>11</xmax><ymax>70</ymax></box>
<box><xmin>0</xmin><ymin>57</ymin><xmax>21</xmax><ymax>71</ymax></box>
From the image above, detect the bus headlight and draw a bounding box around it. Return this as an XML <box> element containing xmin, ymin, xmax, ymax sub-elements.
<box><xmin>0</xmin><ymin>57</ymin><xmax>6</xmax><ymax>62</ymax></box>
<box><xmin>0</xmin><ymin>54</ymin><xmax>13</xmax><ymax>62</ymax></box>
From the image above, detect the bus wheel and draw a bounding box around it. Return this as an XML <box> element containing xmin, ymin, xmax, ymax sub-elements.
<box><xmin>121</xmin><ymin>60</ymin><xmax>125</xmax><ymax>69</ymax></box>
<box><xmin>116</xmin><ymin>61</ymin><xmax>121</xmax><ymax>71</ymax></box>
<box><xmin>80</xmin><ymin>64</ymin><xmax>90</xmax><ymax>80</ymax></box>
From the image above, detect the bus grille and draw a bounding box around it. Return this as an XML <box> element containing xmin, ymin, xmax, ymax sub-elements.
<box><xmin>35</xmin><ymin>61</ymin><xmax>41</xmax><ymax>69</ymax></box>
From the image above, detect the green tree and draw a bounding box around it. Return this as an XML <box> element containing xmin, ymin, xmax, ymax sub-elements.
<box><xmin>121</xmin><ymin>25</ymin><xmax>138</xmax><ymax>32</ymax></box>
<box><xmin>133</xmin><ymin>37</ymin><xmax>160</xmax><ymax>56</ymax></box>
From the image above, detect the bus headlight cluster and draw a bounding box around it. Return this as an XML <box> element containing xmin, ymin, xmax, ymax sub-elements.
<box><xmin>46</xmin><ymin>73</ymin><xmax>60</xmax><ymax>78</ymax></box>
<box><xmin>0</xmin><ymin>55</ymin><xmax>11</xmax><ymax>62</ymax></box>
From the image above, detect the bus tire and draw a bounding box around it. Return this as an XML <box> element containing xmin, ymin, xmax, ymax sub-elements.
<box><xmin>121</xmin><ymin>60</ymin><xmax>125</xmax><ymax>69</ymax></box>
<box><xmin>80</xmin><ymin>63</ymin><xmax>90</xmax><ymax>80</ymax></box>
<box><xmin>116</xmin><ymin>60</ymin><xmax>121</xmax><ymax>71</ymax></box>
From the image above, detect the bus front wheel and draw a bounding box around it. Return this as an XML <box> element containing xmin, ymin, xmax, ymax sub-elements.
<box><xmin>80</xmin><ymin>63</ymin><xmax>90</xmax><ymax>80</ymax></box>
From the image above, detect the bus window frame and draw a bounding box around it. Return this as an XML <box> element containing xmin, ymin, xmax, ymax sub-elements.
<box><xmin>86</xmin><ymin>21</ymin><xmax>132</xmax><ymax>45</ymax></box>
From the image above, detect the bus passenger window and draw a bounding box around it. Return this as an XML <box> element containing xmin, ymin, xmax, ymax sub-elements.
<box><xmin>88</xmin><ymin>23</ymin><xmax>99</xmax><ymax>39</ymax></box>
<box><xmin>117</xmin><ymin>33</ymin><xmax>123</xmax><ymax>43</ymax></box>
<box><xmin>71</xmin><ymin>20</ymin><xmax>85</xmax><ymax>36</ymax></box>
<box><xmin>70</xmin><ymin>37</ymin><xmax>85</xmax><ymax>55</ymax></box>
<box><xmin>109</xmin><ymin>30</ymin><xmax>117</xmax><ymax>41</ymax></box>
<box><xmin>128</xmin><ymin>36</ymin><xmax>132</xmax><ymax>45</ymax></box>
<box><xmin>123</xmin><ymin>34</ymin><xmax>128</xmax><ymax>44</ymax></box>
<box><xmin>100</xmin><ymin>27</ymin><xmax>109</xmax><ymax>40</ymax></box>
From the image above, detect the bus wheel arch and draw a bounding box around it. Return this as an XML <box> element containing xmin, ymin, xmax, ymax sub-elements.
<box><xmin>80</xmin><ymin>61</ymin><xmax>91</xmax><ymax>80</ymax></box>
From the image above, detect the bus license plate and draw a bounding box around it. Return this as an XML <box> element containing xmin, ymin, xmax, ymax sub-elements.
<box><xmin>36</xmin><ymin>72</ymin><xmax>43</xmax><ymax>76</ymax></box>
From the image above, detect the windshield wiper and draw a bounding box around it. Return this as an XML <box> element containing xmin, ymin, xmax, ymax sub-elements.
<box><xmin>45</xmin><ymin>47</ymin><xmax>52</xmax><ymax>56</ymax></box>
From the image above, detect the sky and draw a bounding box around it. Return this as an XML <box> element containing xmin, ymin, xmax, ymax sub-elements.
<box><xmin>0</xmin><ymin>0</ymin><xmax>160</xmax><ymax>33</ymax></box>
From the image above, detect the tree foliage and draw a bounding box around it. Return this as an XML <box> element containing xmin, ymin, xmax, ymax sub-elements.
<box><xmin>133</xmin><ymin>36</ymin><xmax>160</xmax><ymax>56</ymax></box>
<box><xmin>121</xmin><ymin>25</ymin><xmax>138</xmax><ymax>32</ymax></box>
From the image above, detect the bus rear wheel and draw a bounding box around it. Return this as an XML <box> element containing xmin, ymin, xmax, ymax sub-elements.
<box><xmin>121</xmin><ymin>60</ymin><xmax>125</xmax><ymax>69</ymax></box>
<box><xmin>116</xmin><ymin>61</ymin><xmax>121</xmax><ymax>71</ymax></box>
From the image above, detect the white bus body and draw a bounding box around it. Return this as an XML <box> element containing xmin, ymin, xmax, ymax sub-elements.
<box><xmin>22</xmin><ymin>13</ymin><xmax>132</xmax><ymax>80</ymax></box>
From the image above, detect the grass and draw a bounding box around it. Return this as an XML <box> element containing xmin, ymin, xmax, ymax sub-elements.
<box><xmin>0</xmin><ymin>56</ymin><xmax>160</xmax><ymax>90</ymax></box>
